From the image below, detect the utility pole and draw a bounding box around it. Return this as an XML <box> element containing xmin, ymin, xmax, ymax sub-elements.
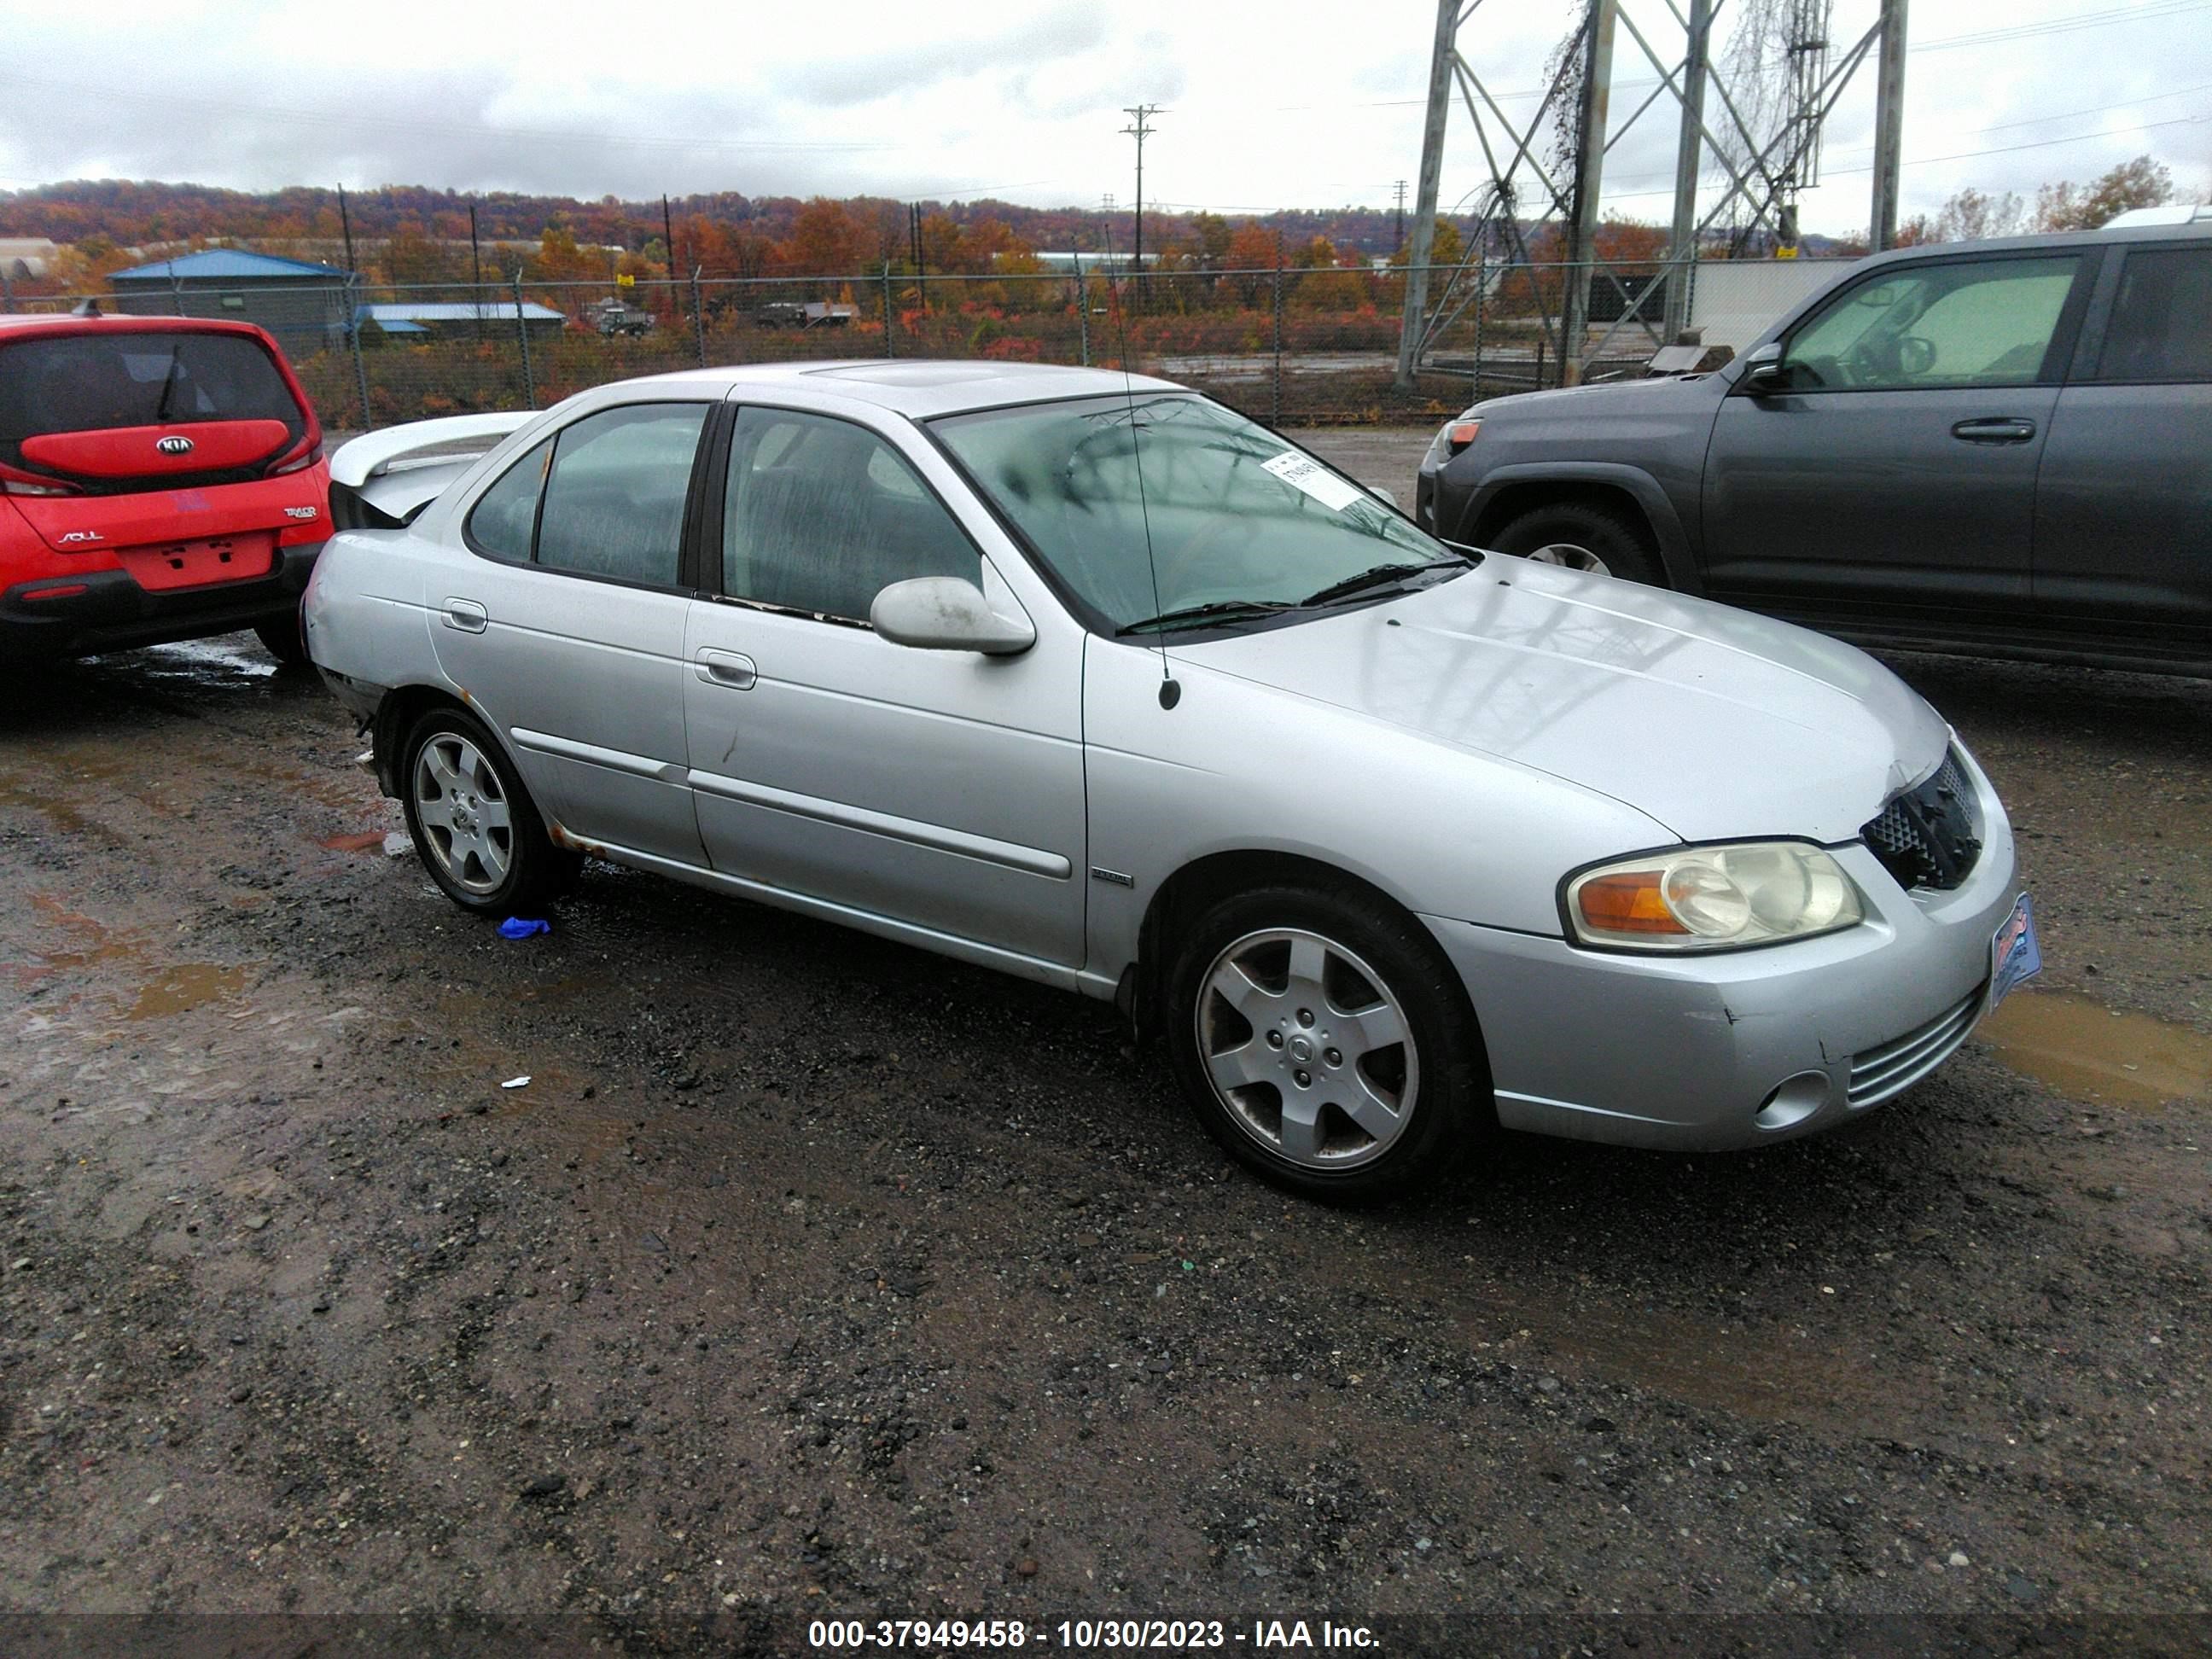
<box><xmin>1393</xmin><ymin>0</ymin><xmax>1458</xmax><ymax>390</ymax></box>
<box><xmin>336</xmin><ymin>184</ymin><xmax>356</xmax><ymax>274</ymax></box>
<box><xmin>1870</xmin><ymin>0</ymin><xmax>1909</xmax><ymax>250</ymax></box>
<box><xmin>469</xmin><ymin>201</ymin><xmax>485</xmax><ymax>341</ymax></box>
<box><xmin>1120</xmin><ymin>104</ymin><xmax>1161</xmax><ymax>298</ymax></box>
<box><xmin>1393</xmin><ymin>179</ymin><xmax>1408</xmax><ymax>253</ymax></box>
<box><xmin>1663</xmin><ymin>0</ymin><xmax>1714</xmax><ymax>341</ymax></box>
<box><xmin>1559</xmin><ymin>0</ymin><xmax>1619</xmax><ymax>387</ymax></box>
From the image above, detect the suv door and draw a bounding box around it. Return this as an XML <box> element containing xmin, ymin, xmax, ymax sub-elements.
<box><xmin>436</xmin><ymin>399</ymin><xmax>714</xmax><ymax>864</ymax></box>
<box><xmin>682</xmin><ymin>403</ymin><xmax>1087</xmax><ymax>968</ymax></box>
<box><xmin>2033</xmin><ymin>240</ymin><xmax>2212</xmax><ymax>656</ymax></box>
<box><xmin>1702</xmin><ymin>250</ymin><xmax>2094</xmax><ymax>626</ymax></box>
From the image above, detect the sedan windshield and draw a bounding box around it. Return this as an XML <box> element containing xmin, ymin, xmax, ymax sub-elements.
<box><xmin>931</xmin><ymin>393</ymin><xmax>1464</xmax><ymax>632</ymax></box>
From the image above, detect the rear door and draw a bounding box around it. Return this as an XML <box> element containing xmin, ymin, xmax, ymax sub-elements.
<box><xmin>2033</xmin><ymin>240</ymin><xmax>2212</xmax><ymax>650</ymax></box>
<box><xmin>432</xmin><ymin>398</ymin><xmax>715</xmax><ymax>866</ymax></box>
<box><xmin>1702</xmin><ymin>250</ymin><xmax>2095</xmax><ymax>623</ymax></box>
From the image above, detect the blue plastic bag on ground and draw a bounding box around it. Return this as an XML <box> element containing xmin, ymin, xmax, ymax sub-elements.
<box><xmin>498</xmin><ymin>917</ymin><xmax>550</xmax><ymax>940</ymax></box>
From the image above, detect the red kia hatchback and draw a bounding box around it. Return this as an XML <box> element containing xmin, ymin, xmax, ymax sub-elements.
<box><xmin>0</xmin><ymin>313</ymin><xmax>330</xmax><ymax>666</ymax></box>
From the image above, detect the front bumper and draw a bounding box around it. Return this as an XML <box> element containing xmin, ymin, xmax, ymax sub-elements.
<box><xmin>1</xmin><ymin>541</ymin><xmax>323</xmax><ymax>661</ymax></box>
<box><xmin>1423</xmin><ymin>748</ymin><xmax>2023</xmax><ymax>1151</ymax></box>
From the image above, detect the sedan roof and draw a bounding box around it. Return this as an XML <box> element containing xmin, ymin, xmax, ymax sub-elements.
<box><xmin>631</xmin><ymin>358</ymin><xmax>1185</xmax><ymax>419</ymax></box>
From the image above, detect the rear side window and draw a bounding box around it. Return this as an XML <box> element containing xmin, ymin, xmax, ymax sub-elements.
<box><xmin>464</xmin><ymin>405</ymin><xmax>707</xmax><ymax>588</ymax></box>
<box><xmin>0</xmin><ymin>331</ymin><xmax>304</xmax><ymax>447</ymax></box>
<box><xmin>465</xmin><ymin>438</ymin><xmax>552</xmax><ymax>561</ymax></box>
<box><xmin>2094</xmin><ymin>247</ymin><xmax>2212</xmax><ymax>383</ymax></box>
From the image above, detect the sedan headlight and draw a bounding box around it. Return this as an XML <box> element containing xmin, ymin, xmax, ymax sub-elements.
<box><xmin>1564</xmin><ymin>841</ymin><xmax>1864</xmax><ymax>952</ymax></box>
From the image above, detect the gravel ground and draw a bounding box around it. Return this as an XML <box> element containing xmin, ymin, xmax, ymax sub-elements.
<box><xmin>2</xmin><ymin>440</ymin><xmax>2208</xmax><ymax>1650</ymax></box>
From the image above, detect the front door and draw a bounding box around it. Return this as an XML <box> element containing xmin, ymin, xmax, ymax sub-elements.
<box><xmin>1702</xmin><ymin>250</ymin><xmax>2093</xmax><ymax>626</ymax></box>
<box><xmin>432</xmin><ymin>399</ymin><xmax>713</xmax><ymax>865</ymax></box>
<box><xmin>683</xmin><ymin>403</ymin><xmax>1087</xmax><ymax>968</ymax></box>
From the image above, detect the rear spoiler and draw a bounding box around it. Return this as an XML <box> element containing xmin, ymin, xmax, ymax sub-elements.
<box><xmin>329</xmin><ymin>412</ymin><xmax>538</xmax><ymax>529</ymax></box>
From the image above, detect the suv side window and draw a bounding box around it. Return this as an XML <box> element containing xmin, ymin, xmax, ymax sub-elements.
<box><xmin>535</xmin><ymin>404</ymin><xmax>710</xmax><ymax>587</ymax></box>
<box><xmin>720</xmin><ymin>406</ymin><xmax>981</xmax><ymax>622</ymax></box>
<box><xmin>2093</xmin><ymin>246</ymin><xmax>2212</xmax><ymax>383</ymax></box>
<box><xmin>1781</xmin><ymin>255</ymin><xmax>2083</xmax><ymax>391</ymax></box>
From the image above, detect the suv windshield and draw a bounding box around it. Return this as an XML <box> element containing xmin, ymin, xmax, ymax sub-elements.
<box><xmin>932</xmin><ymin>393</ymin><xmax>1462</xmax><ymax>632</ymax></box>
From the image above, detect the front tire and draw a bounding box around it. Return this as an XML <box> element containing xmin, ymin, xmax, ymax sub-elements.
<box><xmin>400</xmin><ymin>707</ymin><xmax>578</xmax><ymax>915</ymax></box>
<box><xmin>1165</xmin><ymin>882</ymin><xmax>1491</xmax><ymax>1202</ymax></box>
<box><xmin>1490</xmin><ymin>501</ymin><xmax>1662</xmax><ymax>585</ymax></box>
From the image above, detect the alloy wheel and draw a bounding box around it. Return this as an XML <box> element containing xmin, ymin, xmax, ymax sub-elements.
<box><xmin>412</xmin><ymin>732</ymin><xmax>514</xmax><ymax>895</ymax></box>
<box><xmin>1195</xmin><ymin>927</ymin><xmax>1420</xmax><ymax>1170</ymax></box>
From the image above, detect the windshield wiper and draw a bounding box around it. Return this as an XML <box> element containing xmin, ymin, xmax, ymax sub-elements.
<box><xmin>1298</xmin><ymin>558</ymin><xmax>1467</xmax><ymax>608</ymax></box>
<box><xmin>154</xmin><ymin>344</ymin><xmax>184</xmax><ymax>424</ymax></box>
<box><xmin>1116</xmin><ymin>599</ymin><xmax>1295</xmax><ymax>637</ymax></box>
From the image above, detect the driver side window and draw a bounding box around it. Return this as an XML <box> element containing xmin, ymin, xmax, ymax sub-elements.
<box><xmin>1781</xmin><ymin>255</ymin><xmax>2082</xmax><ymax>392</ymax></box>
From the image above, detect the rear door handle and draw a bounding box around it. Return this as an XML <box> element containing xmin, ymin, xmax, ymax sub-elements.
<box><xmin>695</xmin><ymin>649</ymin><xmax>757</xmax><ymax>689</ymax></box>
<box><xmin>442</xmin><ymin>597</ymin><xmax>487</xmax><ymax>632</ymax></box>
<box><xmin>1950</xmin><ymin>418</ymin><xmax>2037</xmax><ymax>445</ymax></box>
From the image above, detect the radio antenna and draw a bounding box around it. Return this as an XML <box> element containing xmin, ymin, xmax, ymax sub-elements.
<box><xmin>1098</xmin><ymin>218</ymin><xmax>1179</xmax><ymax>710</ymax></box>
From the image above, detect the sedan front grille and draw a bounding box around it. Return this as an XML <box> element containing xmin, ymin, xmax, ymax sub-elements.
<box><xmin>1847</xmin><ymin>988</ymin><xmax>1982</xmax><ymax>1108</ymax></box>
<box><xmin>1861</xmin><ymin>748</ymin><xmax>1982</xmax><ymax>892</ymax></box>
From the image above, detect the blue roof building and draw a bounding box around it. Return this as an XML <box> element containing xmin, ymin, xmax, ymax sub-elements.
<box><xmin>109</xmin><ymin>248</ymin><xmax>355</xmax><ymax>353</ymax></box>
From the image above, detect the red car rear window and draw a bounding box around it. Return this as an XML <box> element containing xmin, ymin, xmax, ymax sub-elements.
<box><xmin>0</xmin><ymin>330</ymin><xmax>307</xmax><ymax>479</ymax></box>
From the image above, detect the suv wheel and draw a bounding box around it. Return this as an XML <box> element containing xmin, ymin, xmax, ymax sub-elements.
<box><xmin>400</xmin><ymin>707</ymin><xmax>579</xmax><ymax>915</ymax></box>
<box><xmin>253</xmin><ymin>612</ymin><xmax>311</xmax><ymax>668</ymax></box>
<box><xmin>1491</xmin><ymin>502</ymin><xmax>1662</xmax><ymax>585</ymax></box>
<box><xmin>1165</xmin><ymin>881</ymin><xmax>1491</xmax><ymax>1202</ymax></box>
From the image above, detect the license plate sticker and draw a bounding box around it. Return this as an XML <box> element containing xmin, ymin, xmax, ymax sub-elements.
<box><xmin>1990</xmin><ymin>894</ymin><xmax>2041</xmax><ymax>1010</ymax></box>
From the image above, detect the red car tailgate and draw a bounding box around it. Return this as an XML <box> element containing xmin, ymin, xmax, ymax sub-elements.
<box><xmin>6</xmin><ymin>469</ymin><xmax>329</xmax><ymax>562</ymax></box>
<box><xmin>22</xmin><ymin>419</ymin><xmax>292</xmax><ymax>479</ymax></box>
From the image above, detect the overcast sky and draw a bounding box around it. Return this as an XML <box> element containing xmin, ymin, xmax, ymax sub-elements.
<box><xmin>2</xmin><ymin>0</ymin><xmax>2206</xmax><ymax>236</ymax></box>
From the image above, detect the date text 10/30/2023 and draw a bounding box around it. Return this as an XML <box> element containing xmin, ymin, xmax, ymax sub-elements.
<box><xmin>806</xmin><ymin>1618</ymin><xmax>1381</xmax><ymax>1649</ymax></box>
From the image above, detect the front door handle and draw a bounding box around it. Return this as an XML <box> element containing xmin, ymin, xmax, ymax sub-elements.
<box><xmin>442</xmin><ymin>597</ymin><xmax>487</xmax><ymax>632</ymax></box>
<box><xmin>695</xmin><ymin>649</ymin><xmax>757</xmax><ymax>690</ymax></box>
<box><xmin>1950</xmin><ymin>417</ymin><xmax>2037</xmax><ymax>445</ymax></box>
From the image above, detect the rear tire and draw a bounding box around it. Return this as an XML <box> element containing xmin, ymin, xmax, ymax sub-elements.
<box><xmin>253</xmin><ymin>612</ymin><xmax>311</xmax><ymax>668</ymax></box>
<box><xmin>1490</xmin><ymin>501</ymin><xmax>1663</xmax><ymax>585</ymax></box>
<box><xmin>400</xmin><ymin>706</ymin><xmax>579</xmax><ymax>916</ymax></box>
<box><xmin>1164</xmin><ymin>881</ymin><xmax>1492</xmax><ymax>1202</ymax></box>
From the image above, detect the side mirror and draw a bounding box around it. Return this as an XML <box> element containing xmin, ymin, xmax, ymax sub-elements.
<box><xmin>870</xmin><ymin>577</ymin><xmax>1036</xmax><ymax>656</ymax></box>
<box><xmin>1739</xmin><ymin>341</ymin><xmax>1790</xmax><ymax>393</ymax></box>
<box><xmin>1366</xmin><ymin>484</ymin><xmax>1399</xmax><ymax>509</ymax></box>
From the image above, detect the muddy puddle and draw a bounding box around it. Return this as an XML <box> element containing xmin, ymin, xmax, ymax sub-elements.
<box><xmin>1977</xmin><ymin>988</ymin><xmax>2212</xmax><ymax>1109</ymax></box>
<box><xmin>128</xmin><ymin>962</ymin><xmax>252</xmax><ymax>1020</ymax></box>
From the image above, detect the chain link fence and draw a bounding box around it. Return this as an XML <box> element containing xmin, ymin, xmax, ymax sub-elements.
<box><xmin>10</xmin><ymin>258</ymin><xmax>1856</xmax><ymax>434</ymax></box>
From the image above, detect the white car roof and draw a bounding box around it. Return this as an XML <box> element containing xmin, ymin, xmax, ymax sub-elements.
<box><xmin>620</xmin><ymin>358</ymin><xmax>1185</xmax><ymax>419</ymax></box>
<box><xmin>2103</xmin><ymin>203</ymin><xmax>2210</xmax><ymax>230</ymax></box>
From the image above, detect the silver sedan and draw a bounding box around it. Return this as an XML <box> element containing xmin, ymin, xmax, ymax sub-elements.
<box><xmin>304</xmin><ymin>362</ymin><xmax>2038</xmax><ymax>1201</ymax></box>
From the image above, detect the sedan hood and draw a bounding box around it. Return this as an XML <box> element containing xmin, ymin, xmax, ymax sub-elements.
<box><xmin>1180</xmin><ymin>560</ymin><xmax>1950</xmax><ymax>845</ymax></box>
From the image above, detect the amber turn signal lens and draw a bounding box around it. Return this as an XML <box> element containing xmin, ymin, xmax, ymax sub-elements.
<box><xmin>1447</xmin><ymin>420</ymin><xmax>1482</xmax><ymax>451</ymax></box>
<box><xmin>1575</xmin><ymin>871</ymin><xmax>1690</xmax><ymax>935</ymax></box>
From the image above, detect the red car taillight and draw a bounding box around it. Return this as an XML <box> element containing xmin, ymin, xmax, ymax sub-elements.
<box><xmin>265</xmin><ymin>419</ymin><xmax>324</xmax><ymax>479</ymax></box>
<box><xmin>0</xmin><ymin>459</ymin><xmax>82</xmax><ymax>498</ymax></box>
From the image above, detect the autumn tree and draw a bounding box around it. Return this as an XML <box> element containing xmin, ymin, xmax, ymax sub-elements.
<box><xmin>2035</xmin><ymin>155</ymin><xmax>2177</xmax><ymax>232</ymax></box>
<box><xmin>779</xmin><ymin>198</ymin><xmax>870</xmax><ymax>275</ymax></box>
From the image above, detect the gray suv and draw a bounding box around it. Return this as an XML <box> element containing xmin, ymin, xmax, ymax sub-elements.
<box><xmin>1417</xmin><ymin>216</ymin><xmax>2212</xmax><ymax>676</ymax></box>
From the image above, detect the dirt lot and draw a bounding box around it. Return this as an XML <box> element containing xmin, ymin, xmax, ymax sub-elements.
<box><xmin>3</xmin><ymin>445</ymin><xmax>2209</xmax><ymax>1648</ymax></box>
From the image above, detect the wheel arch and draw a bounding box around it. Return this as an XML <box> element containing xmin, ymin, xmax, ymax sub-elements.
<box><xmin>370</xmin><ymin>684</ymin><xmax>513</xmax><ymax>802</ymax></box>
<box><xmin>1130</xmin><ymin>848</ymin><xmax>1487</xmax><ymax>1059</ymax></box>
<box><xmin>1461</xmin><ymin>466</ymin><xmax>1703</xmax><ymax>593</ymax></box>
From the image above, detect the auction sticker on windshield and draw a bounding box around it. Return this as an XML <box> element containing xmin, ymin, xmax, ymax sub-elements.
<box><xmin>1990</xmin><ymin>894</ymin><xmax>2042</xmax><ymax>1010</ymax></box>
<box><xmin>1262</xmin><ymin>451</ymin><xmax>1366</xmax><ymax>513</ymax></box>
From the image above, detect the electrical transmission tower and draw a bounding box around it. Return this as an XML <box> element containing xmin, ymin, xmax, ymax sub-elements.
<box><xmin>1393</xmin><ymin>0</ymin><xmax>1909</xmax><ymax>391</ymax></box>
<box><xmin>1120</xmin><ymin>105</ymin><xmax>1164</xmax><ymax>288</ymax></box>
